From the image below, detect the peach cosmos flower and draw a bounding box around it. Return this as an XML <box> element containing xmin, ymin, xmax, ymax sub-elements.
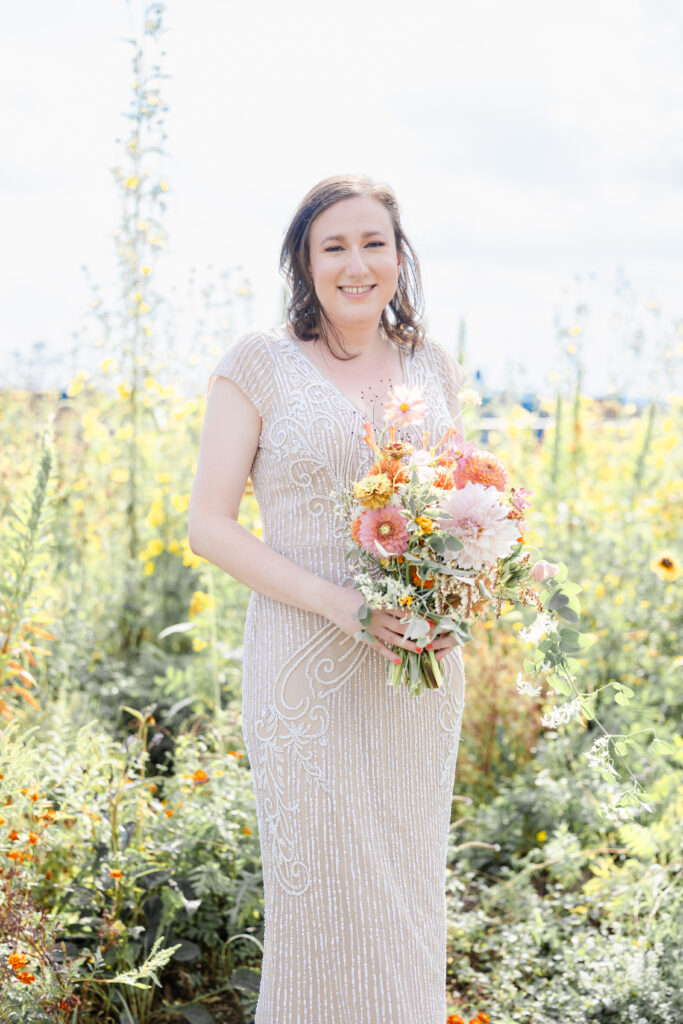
<box><xmin>383</xmin><ymin>384</ymin><xmax>427</xmax><ymax>427</ymax></box>
<box><xmin>358</xmin><ymin>506</ymin><xmax>410</xmax><ymax>557</ymax></box>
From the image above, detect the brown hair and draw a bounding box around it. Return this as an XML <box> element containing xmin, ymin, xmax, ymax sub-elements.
<box><xmin>279</xmin><ymin>174</ymin><xmax>425</xmax><ymax>358</ymax></box>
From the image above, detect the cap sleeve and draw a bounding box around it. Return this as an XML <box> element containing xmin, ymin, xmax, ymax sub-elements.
<box><xmin>207</xmin><ymin>330</ymin><xmax>274</xmax><ymax>421</ymax></box>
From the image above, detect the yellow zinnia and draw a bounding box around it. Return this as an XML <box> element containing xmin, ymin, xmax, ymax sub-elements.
<box><xmin>353</xmin><ymin>474</ymin><xmax>393</xmax><ymax>509</ymax></box>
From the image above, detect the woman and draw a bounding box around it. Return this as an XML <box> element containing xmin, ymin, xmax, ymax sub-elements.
<box><xmin>188</xmin><ymin>174</ymin><xmax>467</xmax><ymax>1024</ymax></box>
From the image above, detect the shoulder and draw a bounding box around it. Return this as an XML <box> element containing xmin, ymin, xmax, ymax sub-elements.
<box><xmin>410</xmin><ymin>335</ymin><xmax>468</xmax><ymax>390</ymax></box>
<box><xmin>208</xmin><ymin>326</ymin><xmax>285</xmax><ymax>411</ymax></box>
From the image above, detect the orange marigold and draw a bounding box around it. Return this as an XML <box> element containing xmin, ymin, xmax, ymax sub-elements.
<box><xmin>17</xmin><ymin>971</ymin><xmax>35</xmax><ymax>984</ymax></box>
<box><xmin>192</xmin><ymin>768</ymin><xmax>209</xmax><ymax>783</ymax></box>
<box><xmin>8</xmin><ymin>952</ymin><xmax>29</xmax><ymax>970</ymax></box>
<box><xmin>447</xmin><ymin>1015</ymin><xmax>464</xmax><ymax>1024</ymax></box>
<box><xmin>477</xmin><ymin>1014</ymin><xmax>490</xmax><ymax>1023</ymax></box>
<box><xmin>109</xmin><ymin>869</ymin><xmax>123</xmax><ymax>879</ymax></box>
<box><xmin>411</xmin><ymin>565</ymin><xmax>435</xmax><ymax>589</ymax></box>
<box><xmin>8</xmin><ymin>830</ymin><xmax>20</xmax><ymax>841</ymax></box>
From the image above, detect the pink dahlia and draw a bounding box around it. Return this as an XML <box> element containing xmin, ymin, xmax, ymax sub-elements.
<box><xmin>358</xmin><ymin>505</ymin><xmax>410</xmax><ymax>557</ymax></box>
<box><xmin>440</xmin><ymin>482</ymin><xmax>520</xmax><ymax>569</ymax></box>
<box><xmin>383</xmin><ymin>384</ymin><xmax>427</xmax><ymax>427</ymax></box>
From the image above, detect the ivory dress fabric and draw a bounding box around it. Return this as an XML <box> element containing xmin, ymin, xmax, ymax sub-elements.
<box><xmin>209</xmin><ymin>325</ymin><xmax>467</xmax><ymax>1024</ymax></box>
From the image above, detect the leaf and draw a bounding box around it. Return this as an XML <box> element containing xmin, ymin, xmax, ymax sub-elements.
<box><xmin>231</xmin><ymin>967</ymin><xmax>262</xmax><ymax>994</ymax></box>
<box><xmin>651</xmin><ymin>738</ymin><xmax>675</xmax><ymax>755</ymax></box>
<box><xmin>547</xmin><ymin>591</ymin><xmax>569</xmax><ymax>611</ymax></box>
<box><xmin>179</xmin><ymin>1005</ymin><xmax>215</xmax><ymax>1024</ymax></box>
<box><xmin>556</xmin><ymin>605</ymin><xmax>579</xmax><ymax>623</ymax></box>
<box><xmin>427</xmin><ymin>534</ymin><xmax>445</xmax><ymax>554</ymax></box>
<box><xmin>171</xmin><ymin>939</ymin><xmax>201</xmax><ymax>962</ymax></box>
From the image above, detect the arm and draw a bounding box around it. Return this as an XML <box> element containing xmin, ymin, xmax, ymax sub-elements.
<box><xmin>187</xmin><ymin>376</ymin><xmax>422</xmax><ymax>663</ymax></box>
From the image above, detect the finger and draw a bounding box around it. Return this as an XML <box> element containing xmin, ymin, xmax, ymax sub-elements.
<box><xmin>375</xmin><ymin>627</ymin><xmax>426</xmax><ymax>655</ymax></box>
<box><xmin>370</xmin><ymin>639</ymin><xmax>403</xmax><ymax>665</ymax></box>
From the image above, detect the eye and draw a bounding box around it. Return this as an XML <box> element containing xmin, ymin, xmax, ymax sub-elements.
<box><xmin>324</xmin><ymin>245</ymin><xmax>343</xmax><ymax>252</ymax></box>
<box><xmin>366</xmin><ymin>241</ymin><xmax>386</xmax><ymax>247</ymax></box>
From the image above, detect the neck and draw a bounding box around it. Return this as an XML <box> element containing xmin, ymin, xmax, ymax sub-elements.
<box><xmin>321</xmin><ymin>318</ymin><xmax>385</xmax><ymax>359</ymax></box>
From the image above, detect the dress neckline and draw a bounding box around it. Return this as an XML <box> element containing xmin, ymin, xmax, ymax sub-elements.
<box><xmin>279</xmin><ymin>324</ymin><xmax>409</xmax><ymax>422</ymax></box>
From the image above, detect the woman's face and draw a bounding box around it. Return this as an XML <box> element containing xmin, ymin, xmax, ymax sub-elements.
<box><xmin>307</xmin><ymin>195</ymin><xmax>402</xmax><ymax>337</ymax></box>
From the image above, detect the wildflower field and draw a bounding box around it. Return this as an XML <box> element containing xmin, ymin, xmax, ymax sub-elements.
<box><xmin>2</xmin><ymin>5</ymin><xmax>681</xmax><ymax>1023</ymax></box>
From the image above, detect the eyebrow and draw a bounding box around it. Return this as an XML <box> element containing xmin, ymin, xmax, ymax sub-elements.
<box><xmin>319</xmin><ymin>230</ymin><xmax>388</xmax><ymax>244</ymax></box>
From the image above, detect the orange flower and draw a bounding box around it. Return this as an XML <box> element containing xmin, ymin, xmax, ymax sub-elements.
<box><xmin>434</xmin><ymin>465</ymin><xmax>455</xmax><ymax>490</ymax></box>
<box><xmin>369</xmin><ymin>458</ymin><xmax>409</xmax><ymax>488</ymax></box>
<box><xmin>477</xmin><ymin>1014</ymin><xmax>490</xmax><ymax>1023</ymax></box>
<box><xmin>411</xmin><ymin>565</ymin><xmax>435</xmax><ymax>589</ymax></box>
<box><xmin>109</xmin><ymin>869</ymin><xmax>123</xmax><ymax>879</ymax></box>
<box><xmin>8</xmin><ymin>952</ymin><xmax>29</xmax><ymax>970</ymax></box>
<box><xmin>242</xmin><ymin>826</ymin><xmax>252</xmax><ymax>835</ymax></box>
<box><xmin>350</xmin><ymin>515</ymin><xmax>362</xmax><ymax>544</ymax></box>
<box><xmin>28</xmin><ymin>832</ymin><xmax>39</xmax><ymax>844</ymax></box>
<box><xmin>165</xmin><ymin>809</ymin><xmax>174</xmax><ymax>818</ymax></box>
<box><xmin>454</xmin><ymin>450</ymin><xmax>507</xmax><ymax>491</ymax></box>
<box><xmin>229</xmin><ymin>750</ymin><xmax>244</xmax><ymax>759</ymax></box>
<box><xmin>17</xmin><ymin>971</ymin><xmax>35</xmax><ymax>984</ymax></box>
<box><xmin>447</xmin><ymin>1015</ymin><xmax>464</xmax><ymax>1024</ymax></box>
<box><xmin>8</xmin><ymin>829</ymin><xmax>20</xmax><ymax>841</ymax></box>
<box><xmin>192</xmin><ymin>768</ymin><xmax>209</xmax><ymax>784</ymax></box>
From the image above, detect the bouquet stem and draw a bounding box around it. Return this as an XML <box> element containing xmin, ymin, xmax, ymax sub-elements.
<box><xmin>386</xmin><ymin>648</ymin><xmax>445</xmax><ymax>695</ymax></box>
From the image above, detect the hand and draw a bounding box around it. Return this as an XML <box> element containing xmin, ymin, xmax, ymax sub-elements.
<box><xmin>427</xmin><ymin>628</ymin><xmax>461</xmax><ymax>662</ymax></box>
<box><xmin>325</xmin><ymin>587</ymin><xmax>426</xmax><ymax>665</ymax></box>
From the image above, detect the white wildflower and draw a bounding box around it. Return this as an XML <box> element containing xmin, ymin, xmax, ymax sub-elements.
<box><xmin>458</xmin><ymin>388</ymin><xmax>482</xmax><ymax>406</ymax></box>
<box><xmin>540</xmin><ymin>697</ymin><xmax>584</xmax><ymax>729</ymax></box>
<box><xmin>519</xmin><ymin>611</ymin><xmax>558</xmax><ymax>645</ymax></box>
<box><xmin>515</xmin><ymin>673</ymin><xmax>543</xmax><ymax>697</ymax></box>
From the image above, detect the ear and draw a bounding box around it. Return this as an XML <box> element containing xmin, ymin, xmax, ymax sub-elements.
<box><xmin>396</xmin><ymin>246</ymin><xmax>403</xmax><ymax>272</ymax></box>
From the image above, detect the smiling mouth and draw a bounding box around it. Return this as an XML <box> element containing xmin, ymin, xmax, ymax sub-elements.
<box><xmin>338</xmin><ymin>285</ymin><xmax>376</xmax><ymax>295</ymax></box>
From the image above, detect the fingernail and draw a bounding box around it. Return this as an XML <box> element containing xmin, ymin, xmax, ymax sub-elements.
<box><xmin>426</xmin><ymin>643</ymin><xmax>433</xmax><ymax>650</ymax></box>
<box><xmin>393</xmin><ymin>656</ymin><xmax>402</xmax><ymax>665</ymax></box>
<box><xmin>415</xmin><ymin>647</ymin><xmax>423</xmax><ymax>653</ymax></box>
<box><xmin>427</xmin><ymin>619</ymin><xmax>434</xmax><ymax>628</ymax></box>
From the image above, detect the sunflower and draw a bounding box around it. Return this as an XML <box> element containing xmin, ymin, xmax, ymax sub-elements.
<box><xmin>649</xmin><ymin>551</ymin><xmax>679</xmax><ymax>581</ymax></box>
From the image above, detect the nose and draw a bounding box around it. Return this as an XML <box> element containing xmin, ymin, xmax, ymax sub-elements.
<box><xmin>346</xmin><ymin>245</ymin><xmax>368</xmax><ymax>277</ymax></box>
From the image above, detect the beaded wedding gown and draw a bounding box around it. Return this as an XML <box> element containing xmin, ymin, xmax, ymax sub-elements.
<box><xmin>209</xmin><ymin>325</ymin><xmax>467</xmax><ymax>1024</ymax></box>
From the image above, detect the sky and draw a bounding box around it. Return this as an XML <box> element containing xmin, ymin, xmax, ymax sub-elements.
<box><xmin>2</xmin><ymin>0</ymin><xmax>682</xmax><ymax>397</ymax></box>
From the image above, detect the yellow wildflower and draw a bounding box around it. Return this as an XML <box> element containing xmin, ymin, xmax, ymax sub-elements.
<box><xmin>192</xmin><ymin>637</ymin><xmax>208</xmax><ymax>652</ymax></box>
<box><xmin>143</xmin><ymin>561</ymin><xmax>155</xmax><ymax>576</ymax></box>
<box><xmin>171</xmin><ymin>493</ymin><xmax>190</xmax><ymax>514</ymax></box>
<box><xmin>189</xmin><ymin>591</ymin><xmax>214</xmax><ymax>619</ymax></box>
<box><xmin>649</xmin><ymin>552</ymin><xmax>679</xmax><ymax>581</ymax></box>
<box><xmin>110</xmin><ymin>467</ymin><xmax>130</xmax><ymax>484</ymax></box>
<box><xmin>126</xmin><ymin>176</ymin><xmax>139</xmax><ymax>189</ymax></box>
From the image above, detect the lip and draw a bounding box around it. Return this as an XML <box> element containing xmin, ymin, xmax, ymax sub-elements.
<box><xmin>338</xmin><ymin>284</ymin><xmax>376</xmax><ymax>296</ymax></box>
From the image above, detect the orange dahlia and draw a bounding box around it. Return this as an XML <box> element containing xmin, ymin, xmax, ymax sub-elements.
<box><xmin>369</xmin><ymin>458</ymin><xmax>409</xmax><ymax>488</ymax></box>
<box><xmin>453</xmin><ymin>450</ymin><xmax>507</xmax><ymax>492</ymax></box>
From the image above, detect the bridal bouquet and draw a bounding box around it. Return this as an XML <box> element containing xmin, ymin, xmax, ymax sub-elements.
<box><xmin>333</xmin><ymin>383</ymin><xmax>592</xmax><ymax>696</ymax></box>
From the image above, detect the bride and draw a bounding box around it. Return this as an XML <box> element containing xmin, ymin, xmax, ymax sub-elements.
<box><xmin>189</xmin><ymin>174</ymin><xmax>467</xmax><ymax>1023</ymax></box>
